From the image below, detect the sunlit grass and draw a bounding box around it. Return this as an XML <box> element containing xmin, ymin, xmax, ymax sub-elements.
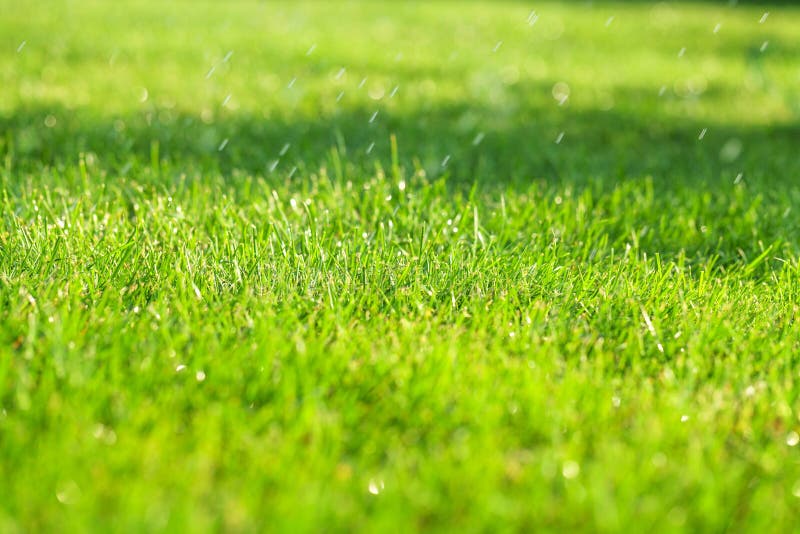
<box><xmin>2</xmin><ymin>1</ymin><xmax>800</xmax><ymax>531</ymax></box>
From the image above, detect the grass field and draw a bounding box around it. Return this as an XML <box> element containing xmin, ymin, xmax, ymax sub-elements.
<box><xmin>2</xmin><ymin>0</ymin><xmax>800</xmax><ymax>531</ymax></box>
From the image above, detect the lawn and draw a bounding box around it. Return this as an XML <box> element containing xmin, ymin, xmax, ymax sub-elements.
<box><xmin>2</xmin><ymin>0</ymin><xmax>800</xmax><ymax>531</ymax></box>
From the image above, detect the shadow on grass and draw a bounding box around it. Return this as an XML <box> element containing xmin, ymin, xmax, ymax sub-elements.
<box><xmin>1</xmin><ymin>80</ymin><xmax>798</xmax><ymax>192</ymax></box>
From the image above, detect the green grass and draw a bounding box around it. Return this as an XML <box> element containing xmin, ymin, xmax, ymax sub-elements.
<box><xmin>2</xmin><ymin>0</ymin><xmax>800</xmax><ymax>531</ymax></box>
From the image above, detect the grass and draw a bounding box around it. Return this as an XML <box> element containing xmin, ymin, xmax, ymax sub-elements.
<box><xmin>2</xmin><ymin>0</ymin><xmax>800</xmax><ymax>531</ymax></box>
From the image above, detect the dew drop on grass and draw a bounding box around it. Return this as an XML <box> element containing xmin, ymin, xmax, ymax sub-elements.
<box><xmin>760</xmin><ymin>41</ymin><xmax>769</xmax><ymax>52</ymax></box>
<box><xmin>612</xmin><ymin>396</ymin><xmax>621</xmax><ymax>408</ymax></box>
<box><xmin>555</xmin><ymin>132</ymin><xmax>565</xmax><ymax>144</ymax></box>
<box><xmin>759</xmin><ymin>12</ymin><xmax>769</xmax><ymax>23</ymax></box>
<box><xmin>44</xmin><ymin>115</ymin><xmax>57</xmax><ymax>128</ymax></box>
<box><xmin>368</xmin><ymin>479</ymin><xmax>384</xmax><ymax>495</ymax></box>
<box><xmin>441</xmin><ymin>154</ymin><xmax>451</xmax><ymax>167</ymax></box>
<box><xmin>562</xmin><ymin>461</ymin><xmax>580</xmax><ymax>479</ymax></box>
<box><xmin>787</xmin><ymin>431</ymin><xmax>800</xmax><ymax>447</ymax></box>
<box><xmin>176</xmin><ymin>364</ymin><xmax>186</xmax><ymax>372</ymax></box>
<box><xmin>734</xmin><ymin>172</ymin><xmax>744</xmax><ymax>184</ymax></box>
<box><xmin>680</xmin><ymin>414</ymin><xmax>689</xmax><ymax>422</ymax></box>
<box><xmin>366</xmin><ymin>142</ymin><xmax>375</xmax><ymax>154</ymax></box>
<box><xmin>196</xmin><ymin>370</ymin><xmax>206</xmax><ymax>382</ymax></box>
<box><xmin>698</xmin><ymin>128</ymin><xmax>707</xmax><ymax>140</ymax></box>
<box><xmin>552</xmin><ymin>82</ymin><xmax>570</xmax><ymax>104</ymax></box>
<box><xmin>218</xmin><ymin>138</ymin><xmax>229</xmax><ymax>151</ymax></box>
<box><xmin>17</xmin><ymin>40</ymin><xmax>26</xmax><ymax>53</ymax></box>
<box><xmin>139</xmin><ymin>88</ymin><xmax>149</xmax><ymax>103</ymax></box>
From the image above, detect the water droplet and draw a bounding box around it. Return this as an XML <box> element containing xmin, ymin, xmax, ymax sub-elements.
<box><xmin>760</xmin><ymin>41</ymin><xmax>769</xmax><ymax>52</ymax></box>
<box><xmin>196</xmin><ymin>370</ymin><xmax>206</xmax><ymax>382</ymax></box>
<box><xmin>269</xmin><ymin>159</ymin><xmax>280</xmax><ymax>172</ymax></box>
<box><xmin>441</xmin><ymin>155</ymin><xmax>451</xmax><ymax>167</ymax></box>
<box><xmin>222</xmin><ymin>94</ymin><xmax>232</xmax><ymax>107</ymax></box>
<box><xmin>720</xmin><ymin>138</ymin><xmax>742</xmax><ymax>162</ymax></box>
<box><xmin>398</xmin><ymin>180</ymin><xmax>406</xmax><ymax>192</ymax></box>
<box><xmin>713</xmin><ymin>23</ymin><xmax>722</xmax><ymax>34</ymax></box>
<box><xmin>279</xmin><ymin>143</ymin><xmax>290</xmax><ymax>156</ymax></box>
<box><xmin>680</xmin><ymin>414</ymin><xmax>689</xmax><ymax>422</ymax></box>
<box><xmin>369</xmin><ymin>111</ymin><xmax>378</xmax><ymax>123</ymax></box>
<box><xmin>612</xmin><ymin>396</ymin><xmax>621</xmax><ymax>408</ymax></box>
<box><xmin>562</xmin><ymin>460</ymin><xmax>580</xmax><ymax>479</ymax></box>
<box><xmin>759</xmin><ymin>12</ymin><xmax>769</xmax><ymax>23</ymax></box>
<box><xmin>139</xmin><ymin>88</ymin><xmax>149</xmax><ymax>103</ymax></box>
<box><xmin>16</xmin><ymin>40</ymin><xmax>26</xmax><ymax>53</ymax></box>
<box><xmin>176</xmin><ymin>364</ymin><xmax>187</xmax><ymax>372</ymax></box>
<box><xmin>555</xmin><ymin>132</ymin><xmax>565</xmax><ymax>144</ymax></box>
<box><xmin>44</xmin><ymin>115</ymin><xmax>57</xmax><ymax>128</ymax></box>
<box><xmin>787</xmin><ymin>431</ymin><xmax>799</xmax><ymax>447</ymax></box>
<box><xmin>734</xmin><ymin>172</ymin><xmax>744</xmax><ymax>185</ymax></box>
<box><xmin>218</xmin><ymin>138</ymin><xmax>229</xmax><ymax>151</ymax></box>
<box><xmin>368</xmin><ymin>479</ymin><xmax>384</xmax><ymax>495</ymax></box>
<box><xmin>698</xmin><ymin>128</ymin><xmax>707</xmax><ymax>140</ymax></box>
<box><xmin>552</xmin><ymin>82</ymin><xmax>570</xmax><ymax>104</ymax></box>
<box><xmin>288</xmin><ymin>166</ymin><xmax>297</xmax><ymax>179</ymax></box>
<box><xmin>366</xmin><ymin>142</ymin><xmax>375</xmax><ymax>154</ymax></box>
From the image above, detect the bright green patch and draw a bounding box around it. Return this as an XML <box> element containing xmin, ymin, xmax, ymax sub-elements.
<box><xmin>2</xmin><ymin>1</ymin><xmax>800</xmax><ymax>531</ymax></box>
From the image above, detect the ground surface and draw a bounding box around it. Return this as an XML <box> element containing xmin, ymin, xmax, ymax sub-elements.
<box><xmin>2</xmin><ymin>0</ymin><xmax>800</xmax><ymax>531</ymax></box>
